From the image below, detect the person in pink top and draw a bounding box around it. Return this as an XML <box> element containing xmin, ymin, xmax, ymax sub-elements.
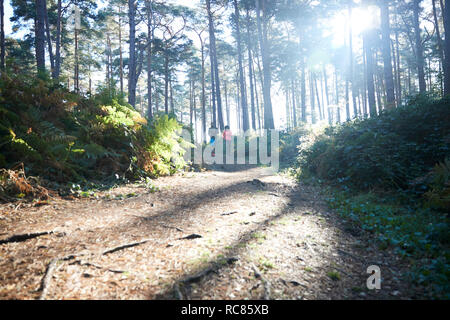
<box><xmin>223</xmin><ymin>126</ymin><xmax>232</xmax><ymax>163</ymax></box>
<box><xmin>223</xmin><ymin>125</ymin><xmax>232</xmax><ymax>142</ymax></box>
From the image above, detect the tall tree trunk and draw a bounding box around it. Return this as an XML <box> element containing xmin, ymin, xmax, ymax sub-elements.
<box><xmin>146</xmin><ymin>0</ymin><xmax>153</xmax><ymax>119</ymax></box>
<box><xmin>344</xmin><ymin>16</ymin><xmax>350</xmax><ymax>120</ymax></box>
<box><xmin>54</xmin><ymin>0</ymin><xmax>61</xmax><ymax>79</ymax></box>
<box><xmin>44</xmin><ymin>1</ymin><xmax>55</xmax><ymax>78</ymax></box>
<box><xmin>301</xmin><ymin>54</ymin><xmax>307</xmax><ymax>123</ymax></box>
<box><xmin>348</xmin><ymin>4</ymin><xmax>358</xmax><ymax>118</ymax></box>
<box><xmin>256</xmin><ymin>0</ymin><xmax>274</xmax><ymax>129</ymax></box>
<box><xmin>35</xmin><ymin>0</ymin><xmax>46</xmax><ymax>74</ymax></box>
<box><xmin>291</xmin><ymin>79</ymin><xmax>297</xmax><ymax>127</ymax></box>
<box><xmin>164</xmin><ymin>50</ymin><xmax>170</xmax><ymax>114</ymax></box>
<box><xmin>285</xmin><ymin>88</ymin><xmax>290</xmax><ymax>130</ymax></box>
<box><xmin>206</xmin><ymin>0</ymin><xmax>224</xmax><ymax>130</ymax></box>
<box><xmin>443</xmin><ymin>0</ymin><xmax>450</xmax><ymax>95</ymax></box>
<box><xmin>200</xmin><ymin>39</ymin><xmax>207</xmax><ymax>142</ymax></box>
<box><xmin>364</xmin><ymin>29</ymin><xmax>377</xmax><ymax>117</ymax></box>
<box><xmin>119</xmin><ymin>5</ymin><xmax>124</xmax><ymax>95</ymax></box>
<box><xmin>246</xmin><ymin>6</ymin><xmax>257</xmax><ymax>130</ymax></box>
<box><xmin>224</xmin><ymin>78</ymin><xmax>230</xmax><ymax>125</ymax></box>
<box><xmin>234</xmin><ymin>0</ymin><xmax>249</xmax><ymax>131</ymax></box>
<box><xmin>394</xmin><ymin>21</ymin><xmax>402</xmax><ymax>106</ymax></box>
<box><xmin>74</xmin><ymin>27</ymin><xmax>79</xmax><ymax>92</ymax></box>
<box><xmin>128</xmin><ymin>0</ymin><xmax>137</xmax><ymax>107</ymax></box>
<box><xmin>314</xmin><ymin>74</ymin><xmax>323</xmax><ymax>121</ymax></box>
<box><xmin>413</xmin><ymin>0</ymin><xmax>427</xmax><ymax>93</ymax></box>
<box><xmin>252</xmin><ymin>57</ymin><xmax>262</xmax><ymax>130</ymax></box>
<box><xmin>0</xmin><ymin>0</ymin><xmax>5</xmax><ymax>71</ymax></box>
<box><xmin>380</xmin><ymin>0</ymin><xmax>395</xmax><ymax>108</ymax></box>
<box><xmin>310</xmin><ymin>71</ymin><xmax>316</xmax><ymax>124</ymax></box>
<box><xmin>432</xmin><ymin>0</ymin><xmax>444</xmax><ymax>96</ymax></box>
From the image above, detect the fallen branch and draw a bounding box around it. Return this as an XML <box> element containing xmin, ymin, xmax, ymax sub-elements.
<box><xmin>39</xmin><ymin>254</ymin><xmax>78</xmax><ymax>300</ymax></box>
<box><xmin>174</xmin><ymin>282</ymin><xmax>184</xmax><ymax>300</ymax></box>
<box><xmin>0</xmin><ymin>231</ymin><xmax>54</xmax><ymax>245</ymax></box>
<box><xmin>69</xmin><ymin>260</ymin><xmax>126</xmax><ymax>274</ymax></box>
<box><xmin>38</xmin><ymin>258</ymin><xmax>58</xmax><ymax>300</ymax></box>
<box><xmin>252</xmin><ymin>264</ymin><xmax>271</xmax><ymax>300</ymax></box>
<box><xmin>221</xmin><ymin>211</ymin><xmax>238</xmax><ymax>216</ymax></box>
<box><xmin>102</xmin><ymin>239</ymin><xmax>151</xmax><ymax>255</ymax></box>
<box><xmin>178</xmin><ymin>234</ymin><xmax>202</xmax><ymax>241</ymax></box>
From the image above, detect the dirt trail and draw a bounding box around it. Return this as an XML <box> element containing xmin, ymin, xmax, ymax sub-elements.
<box><xmin>0</xmin><ymin>166</ymin><xmax>416</xmax><ymax>300</ymax></box>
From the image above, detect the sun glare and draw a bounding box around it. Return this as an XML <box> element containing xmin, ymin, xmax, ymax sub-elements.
<box><xmin>329</xmin><ymin>5</ymin><xmax>380</xmax><ymax>48</ymax></box>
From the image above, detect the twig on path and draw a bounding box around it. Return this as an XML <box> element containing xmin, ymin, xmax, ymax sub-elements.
<box><xmin>39</xmin><ymin>253</ymin><xmax>79</xmax><ymax>300</ymax></box>
<box><xmin>178</xmin><ymin>234</ymin><xmax>202</xmax><ymax>240</ymax></box>
<box><xmin>174</xmin><ymin>283</ymin><xmax>184</xmax><ymax>300</ymax></box>
<box><xmin>38</xmin><ymin>258</ymin><xmax>58</xmax><ymax>300</ymax></box>
<box><xmin>102</xmin><ymin>239</ymin><xmax>152</xmax><ymax>255</ymax></box>
<box><xmin>221</xmin><ymin>211</ymin><xmax>238</xmax><ymax>216</ymax></box>
<box><xmin>0</xmin><ymin>231</ymin><xmax>54</xmax><ymax>245</ymax></box>
<box><xmin>252</xmin><ymin>264</ymin><xmax>271</xmax><ymax>300</ymax></box>
<box><xmin>69</xmin><ymin>260</ymin><xmax>126</xmax><ymax>274</ymax></box>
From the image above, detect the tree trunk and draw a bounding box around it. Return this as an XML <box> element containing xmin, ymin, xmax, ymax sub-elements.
<box><xmin>256</xmin><ymin>0</ymin><xmax>274</xmax><ymax>129</ymax></box>
<box><xmin>74</xmin><ymin>28</ymin><xmax>79</xmax><ymax>92</ymax></box>
<box><xmin>206</xmin><ymin>0</ymin><xmax>224</xmax><ymax>130</ymax></box>
<box><xmin>44</xmin><ymin>1</ymin><xmax>55</xmax><ymax>78</ymax></box>
<box><xmin>443</xmin><ymin>0</ymin><xmax>450</xmax><ymax>95</ymax></box>
<box><xmin>364</xmin><ymin>29</ymin><xmax>377</xmax><ymax>117</ymax></box>
<box><xmin>54</xmin><ymin>0</ymin><xmax>61</xmax><ymax>79</ymax></box>
<box><xmin>35</xmin><ymin>0</ymin><xmax>46</xmax><ymax>74</ymax></box>
<box><xmin>164</xmin><ymin>50</ymin><xmax>169</xmax><ymax>113</ymax></box>
<box><xmin>234</xmin><ymin>0</ymin><xmax>249</xmax><ymax>131</ymax></box>
<box><xmin>291</xmin><ymin>79</ymin><xmax>297</xmax><ymax>127</ymax></box>
<box><xmin>348</xmin><ymin>4</ymin><xmax>358</xmax><ymax>118</ymax></box>
<box><xmin>200</xmin><ymin>40</ymin><xmax>207</xmax><ymax>142</ymax></box>
<box><xmin>310</xmin><ymin>71</ymin><xmax>316</xmax><ymax>124</ymax></box>
<box><xmin>380</xmin><ymin>0</ymin><xmax>396</xmax><ymax>108</ymax></box>
<box><xmin>119</xmin><ymin>5</ymin><xmax>124</xmax><ymax>96</ymax></box>
<box><xmin>146</xmin><ymin>0</ymin><xmax>153</xmax><ymax>119</ymax></box>
<box><xmin>0</xmin><ymin>0</ymin><xmax>5</xmax><ymax>71</ymax></box>
<box><xmin>128</xmin><ymin>0</ymin><xmax>137</xmax><ymax>107</ymax></box>
<box><xmin>246</xmin><ymin>6</ymin><xmax>257</xmax><ymax>130</ymax></box>
<box><xmin>300</xmin><ymin>54</ymin><xmax>307</xmax><ymax>123</ymax></box>
<box><xmin>432</xmin><ymin>0</ymin><xmax>444</xmax><ymax>96</ymax></box>
<box><xmin>413</xmin><ymin>0</ymin><xmax>427</xmax><ymax>93</ymax></box>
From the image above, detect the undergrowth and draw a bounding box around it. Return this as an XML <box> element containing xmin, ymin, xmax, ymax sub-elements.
<box><xmin>281</xmin><ymin>96</ymin><xmax>450</xmax><ymax>299</ymax></box>
<box><xmin>0</xmin><ymin>73</ymin><xmax>190</xmax><ymax>201</ymax></box>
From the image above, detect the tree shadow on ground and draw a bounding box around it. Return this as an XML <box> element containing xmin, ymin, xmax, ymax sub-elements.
<box><xmin>145</xmin><ymin>175</ymin><xmax>409</xmax><ymax>300</ymax></box>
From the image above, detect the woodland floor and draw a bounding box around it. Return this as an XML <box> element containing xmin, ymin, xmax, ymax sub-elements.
<box><xmin>0</xmin><ymin>166</ymin><xmax>424</xmax><ymax>300</ymax></box>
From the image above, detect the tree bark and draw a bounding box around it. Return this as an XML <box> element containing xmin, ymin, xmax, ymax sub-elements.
<box><xmin>234</xmin><ymin>0</ymin><xmax>249</xmax><ymax>131</ymax></box>
<box><xmin>146</xmin><ymin>0</ymin><xmax>153</xmax><ymax>119</ymax></box>
<box><xmin>380</xmin><ymin>0</ymin><xmax>396</xmax><ymax>108</ymax></box>
<box><xmin>246</xmin><ymin>6</ymin><xmax>257</xmax><ymax>130</ymax></box>
<box><xmin>35</xmin><ymin>0</ymin><xmax>46</xmax><ymax>74</ymax></box>
<box><xmin>128</xmin><ymin>0</ymin><xmax>137</xmax><ymax>107</ymax></box>
<box><xmin>413</xmin><ymin>0</ymin><xmax>427</xmax><ymax>93</ymax></box>
<box><xmin>256</xmin><ymin>0</ymin><xmax>274</xmax><ymax>129</ymax></box>
<box><xmin>443</xmin><ymin>0</ymin><xmax>450</xmax><ymax>95</ymax></box>
<box><xmin>0</xmin><ymin>0</ymin><xmax>5</xmax><ymax>71</ymax></box>
<box><xmin>206</xmin><ymin>0</ymin><xmax>224</xmax><ymax>130</ymax></box>
<box><xmin>364</xmin><ymin>29</ymin><xmax>377</xmax><ymax>117</ymax></box>
<box><xmin>54</xmin><ymin>0</ymin><xmax>61</xmax><ymax>79</ymax></box>
<box><xmin>44</xmin><ymin>1</ymin><xmax>55</xmax><ymax>78</ymax></box>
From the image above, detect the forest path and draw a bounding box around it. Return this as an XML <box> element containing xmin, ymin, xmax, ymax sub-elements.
<box><xmin>0</xmin><ymin>166</ymin><xmax>412</xmax><ymax>299</ymax></box>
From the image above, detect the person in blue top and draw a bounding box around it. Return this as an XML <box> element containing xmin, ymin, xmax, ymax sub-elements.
<box><xmin>209</xmin><ymin>127</ymin><xmax>217</xmax><ymax>157</ymax></box>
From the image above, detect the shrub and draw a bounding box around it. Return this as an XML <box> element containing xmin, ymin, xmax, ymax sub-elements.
<box><xmin>0</xmin><ymin>73</ymin><xmax>189</xmax><ymax>187</ymax></box>
<box><xmin>297</xmin><ymin>97</ymin><xmax>450</xmax><ymax>191</ymax></box>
